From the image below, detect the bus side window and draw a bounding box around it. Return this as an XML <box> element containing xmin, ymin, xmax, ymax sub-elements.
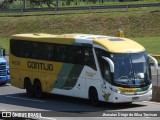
<box><xmin>84</xmin><ymin>48</ymin><xmax>96</xmax><ymax>70</ymax></box>
<box><xmin>19</xmin><ymin>41</ymin><xmax>29</xmax><ymax>58</ymax></box>
<box><xmin>95</xmin><ymin>48</ymin><xmax>111</xmax><ymax>83</ymax></box>
<box><xmin>41</xmin><ymin>43</ymin><xmax>54</xmax><ymax>61</ymax></box>
<box><xmin>102</xmin><ymin>61</ymin><xmax>111</xmax><ymax>83</ymax></box>
<box><xmin>68</xmin><ymin>46</ymin><xmax>84</xmax><ymax>65</ymax></box>
<box><xmin>23</xmin><ymin>42</ymin><xmax>29</xmax><ymax>58</ymax></box>
<box><xmin>10</xmin><ymin>40</ymin><xmax>19</xmax><ymax>57</ymax></box>
<box><xmin>68</xmin><ymin>46</ymin><xmax>76</xmax><ymax>64</ymax></box>
<box><xmin>55</xmin><ymin>45</ymin><xmax>68</xmax><ymax>63</ymax></box>
<box><xmin>47</xmin><ymin>45</ymin><xmax>54</xmax><ymax>61</ymax></box>
<box><xmin>31</xmin><ymin>42</ymin><xmax>38</xmax><ymax>59</ymax></box>
<box><xmin>75</xmin><ymin>47</ymin><xmax>84</xmax><ymax>65</ymax></box>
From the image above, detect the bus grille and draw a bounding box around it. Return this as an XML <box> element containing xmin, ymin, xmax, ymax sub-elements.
<box><xmin>0</xmin><ymin>63</ymin><xmax>6</xmax><ymax>76</ymax></box>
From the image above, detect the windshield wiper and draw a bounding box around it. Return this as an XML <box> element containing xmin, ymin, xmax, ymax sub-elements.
<box><xmin>115</xmin><ymin>82</ymin><xmax>141</xmax><ymax>88</ymax></box>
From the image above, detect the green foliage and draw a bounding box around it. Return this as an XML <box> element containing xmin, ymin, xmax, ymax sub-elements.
<box><xmin>133</xmin><ymin>37</ymin><xmax>160</xmax><ymax>55</ymax></box>
<box><xmin>0</xmin><ymin>0</ymin><xmax>14</xmax><ymax>9</ymax></box>
<box><xmin>66</xmin><ymin>0</ymin><xmax>72</xmax><ymax>5</ymax></box>
<box><xmin>29</xmin><ymin>0</ymin><xmax>54</xmax><ymax>7</ymax></box>
<box><xmin>62</xmin><ymin>2</ymin><xmax>66</xmax><ymax>6</ymax></box>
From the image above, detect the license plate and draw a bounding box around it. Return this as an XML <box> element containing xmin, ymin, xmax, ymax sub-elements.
<box><xmin>132</xmin><ymin>97</ymin><xmax>139</xmax><ymax>100</ymax></box>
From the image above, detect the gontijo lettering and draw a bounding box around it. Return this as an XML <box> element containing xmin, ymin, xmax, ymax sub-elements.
<box><xmin>27</xmin><ymin>61</ymin><xmax>53</xmax><ymax>71</ymax></box>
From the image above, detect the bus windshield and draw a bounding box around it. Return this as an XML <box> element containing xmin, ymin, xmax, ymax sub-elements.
<box><xmin>111</xmin><ymin>52</ymin><xmax>151</xmax><ymax>87</ymax></box>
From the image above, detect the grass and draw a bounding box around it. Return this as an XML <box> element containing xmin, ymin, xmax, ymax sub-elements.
<box><xmin>133</xmin><ymin>37</ymin><xmax>160</xmax><ymax>55</ymax></box>
<box><xmin>0</xmin><ymin>38</ymin><xmax>9</xmax><ymax>52</ymax></box>
<box><xmin>0</xmin><ymin>6</ymin><xmax>159</xmax><ymax>59</ymax></box>
<box><xmin>0</xmin><ymin>7</ymin><xmax>159</xmax><ymax>37</ymax></box>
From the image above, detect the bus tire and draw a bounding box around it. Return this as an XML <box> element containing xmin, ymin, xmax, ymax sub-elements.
<box><xmin>24</xmin><ymin>78</ymin><xmax>34</xmax><ymax>97</ymax></box>
<box><xmin>0</xmin><ymin>83</ymin><xmax>6</xmax><ymax>86</ymax></box>
<box><xmin>33</xmin><ymin>80</ymin><xmax>43</xmax><ymax>99</ymax></box>
<box><xmin>89</xmin><ymin>87</ymin><xmax>99</xmax><ymax>106</ymax></box>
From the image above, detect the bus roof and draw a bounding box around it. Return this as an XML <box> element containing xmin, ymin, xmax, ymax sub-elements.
<box><xmin>11</xmin><ymin>33</ymin><xmax>145</xmax><ymax>53</ymax></box>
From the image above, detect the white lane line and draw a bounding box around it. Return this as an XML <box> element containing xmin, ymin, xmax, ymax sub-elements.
<box><xmin>40</xmin><ymin>117</ymin><xmax>57</xmax><ymax>120</ymax></box>
<box><xmin>6</xmin><ymin>96</ymin><xmax>45</xmax><ymax>103</ymax></box>
<box><xmin>145</xmin><ymin>117</ymin><xmax>151</xmax><ymax>119</ymax></box>
<box><xmin>142</xmin><ymin>101</ymin><xmax>160</xmax><ymax>104</ymax></box>
<box><xmin>152</xmin><ymin>74</ymin><xmax>158</xmax><ymax>75</ymax></box>
<box><xmin>0</xmin><ymin>109</ymin><xmax>7</xmax><ymax>111</ymax></box>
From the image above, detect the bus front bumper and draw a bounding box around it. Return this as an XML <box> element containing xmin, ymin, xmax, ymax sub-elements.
<box><xmin>108</xmin><ymin>90</ymin><xmax>152</xmax><ymax>103</ymax></box>
<box><xmin>0</xmin><ymin>75</ymin><xmax>10</xmax><ymax>84</ymax></box>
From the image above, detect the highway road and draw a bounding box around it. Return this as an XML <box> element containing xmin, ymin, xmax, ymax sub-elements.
<box><xmin>0</xmin><ymin>84</ymin><xmax>160</xmax><ymax>118</ymax></box>
<box><xmin>0</xmin><ymin>66</ymin><xmax>159</xmax><ymax>120</ymax></box>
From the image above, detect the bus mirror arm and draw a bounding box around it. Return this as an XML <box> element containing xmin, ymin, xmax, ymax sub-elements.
<box><xmin>148</xmin><ymin>55</ymin><xmax>158</xmax><ymax>70</ymax></box>
<box><xmin>102</xmin><ymin>56</ymin><xmax>114</xmax><ymax>73</ymax></box>
<box><xmin>1</xmin><ymin>48</ymin><xmax>5</xmax><ymax>57</ymax></box>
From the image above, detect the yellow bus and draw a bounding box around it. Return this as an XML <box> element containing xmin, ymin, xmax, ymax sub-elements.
<box><xmin>10</xmin><ymin>33</ymin><xmax>158</xmax><ymax>105</ymax></box>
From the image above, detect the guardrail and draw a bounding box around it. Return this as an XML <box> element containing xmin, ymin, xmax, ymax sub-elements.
<box><xmin>0</xmin><ymin>2</ymin><xmax>159</xmax><ymax>13</ymax></box>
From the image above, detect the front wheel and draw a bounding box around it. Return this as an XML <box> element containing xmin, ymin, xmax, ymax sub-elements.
<box><xmin>89</xmin><ymin>88</ymin><xmax>99</xmax><ymax>106</ymax></box>
<box><xmin>0</xmin><ymin>83</ymin><xmax>6</xmax><ymax>86</ymax></box>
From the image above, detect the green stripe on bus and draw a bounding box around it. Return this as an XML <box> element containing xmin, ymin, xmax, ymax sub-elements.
<box><xmin>53</xmin><ymin>64</ymin><xmax>84</xmax><ymax>90</ymax></box>
<box><xmin>53</xmin><ymin>64</ymin><xmax>73</xmax><ymax>89</ymax></box>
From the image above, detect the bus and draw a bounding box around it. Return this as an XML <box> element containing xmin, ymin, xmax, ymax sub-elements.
<box><xmin>9</xmin><ymin>33</ymin><xmax>158</xmax><ymax>105</ymax></box>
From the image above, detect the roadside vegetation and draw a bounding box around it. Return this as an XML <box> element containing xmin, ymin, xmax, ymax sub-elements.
<box><xmin>0</xmin><ymin>2</ymin><xmax>159</xmax><ymax>57</ymax></box>
<box><xmin>0</xmin><ymin>0</ymin><xmax>159</xmax><ymax>9</ymax></box>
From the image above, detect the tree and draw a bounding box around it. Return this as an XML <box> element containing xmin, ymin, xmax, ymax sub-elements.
<box><xmin>0</xmin><ymin>0</ymin><xmax>14</xmax><ymax>9</ymax></box>
<box><xmin>29</xmin><ymin>0</ymin><xmax>55</xmax><ymax>8</ymax></box>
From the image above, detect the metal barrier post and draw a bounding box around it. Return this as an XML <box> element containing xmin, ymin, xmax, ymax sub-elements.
<box><xmin>157</xmin><ymin>69</ymin><xmax>159</xmax><ymax>86</ymax></box>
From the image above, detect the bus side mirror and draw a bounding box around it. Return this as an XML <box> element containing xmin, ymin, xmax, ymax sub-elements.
<box><xmin>102</xmin><ymin>56</ymin><xmax>114</xmax><ymax>73</ymax></box>
<box><xmin>148</xmin><ymin>55</ymin><xmax>158</xmax><ymax>70</ymax></box>
<box><xmin>1</xmin><ymin>48</ymin><xmax>5</xmax><ymax>57</ymax></box>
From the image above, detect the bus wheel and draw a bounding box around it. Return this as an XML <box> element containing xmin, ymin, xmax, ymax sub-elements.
<box><xmin>89</xmin><ymin>87</ymin><xmax>99</xmax><ymax>106</ymax></box>
<box><xmin>0</xmin><ymin>83</ymin><xmax>6</xmax><ymax>86</ymax></box>
<box><xmin>24</xmin><ymin>78</ymin><xmax>34</xmax><ymax>97</ymax></box>
<box><xmin>34</xmin><ymin>80</ymin><xmax>43</xmax><ymax>98</ymax></box>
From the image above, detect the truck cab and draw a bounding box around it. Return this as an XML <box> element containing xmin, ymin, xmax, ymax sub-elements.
<box><xmin>0</xmin><ymin>48</ymin><xmax>10</xmax><ymax>86</ymax></box>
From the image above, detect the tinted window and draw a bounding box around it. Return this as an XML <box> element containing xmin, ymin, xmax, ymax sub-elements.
<box><xmin>42</xmin><ymin>43</ymin><xmax>55</xmax><ymax>61</ymax></box>
<box><xmin>10</xmin><ymin>39</ymin><xmax>96</xmax><ymax>70</ymax></box>
<box><xmin>84</xmin><ymin>48</ymin><xmax>96</xmax><ymax>70</ymax></box>
<box><xmin>95</xmin><ymin>48</ymin><xmax>112</xmax><ymax>83</ymax></box>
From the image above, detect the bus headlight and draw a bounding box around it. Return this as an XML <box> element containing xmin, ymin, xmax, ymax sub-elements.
<box><xmin>110</xmin><ymin>87</ymin><xmax>121</xmax><ymax>93</ymax></box>
<box><xmin>7</xmin><ymin>70</ymin><xmax>10</xmax><ymax>75</ymax></box>
<box><xmin>147</xmin><ymin>84</ymin><xmax>152</xmax><ymax>92</ymax></box>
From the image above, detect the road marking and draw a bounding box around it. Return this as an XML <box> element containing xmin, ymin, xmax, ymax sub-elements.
<box><xmin>152</xmin><ymin>74</ymin><xmax>158</xmax><ymax>75</ymax></box>
<box><xmin>145</xmin><ymin>117</ymin><xmax>151</xmax><ymax>119</ymax></box>
<box><xmin>142</xmin><ymin>101</ymin><xmax>160</xmax><ymax>105</ymax></box>
<box><xmin>6</xmin><ymin>96</ymin><xmax>45</xmax><ymax>103</ymax></box>
<box><xmin>0</xmin><ymin>109</ymin><xmax>7</xmax><ymax>111</ymax></box>
<box><xmin>41</xmin><ymin>117</ymin><xmax>56</xmax><ymax>120</ymax></box>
